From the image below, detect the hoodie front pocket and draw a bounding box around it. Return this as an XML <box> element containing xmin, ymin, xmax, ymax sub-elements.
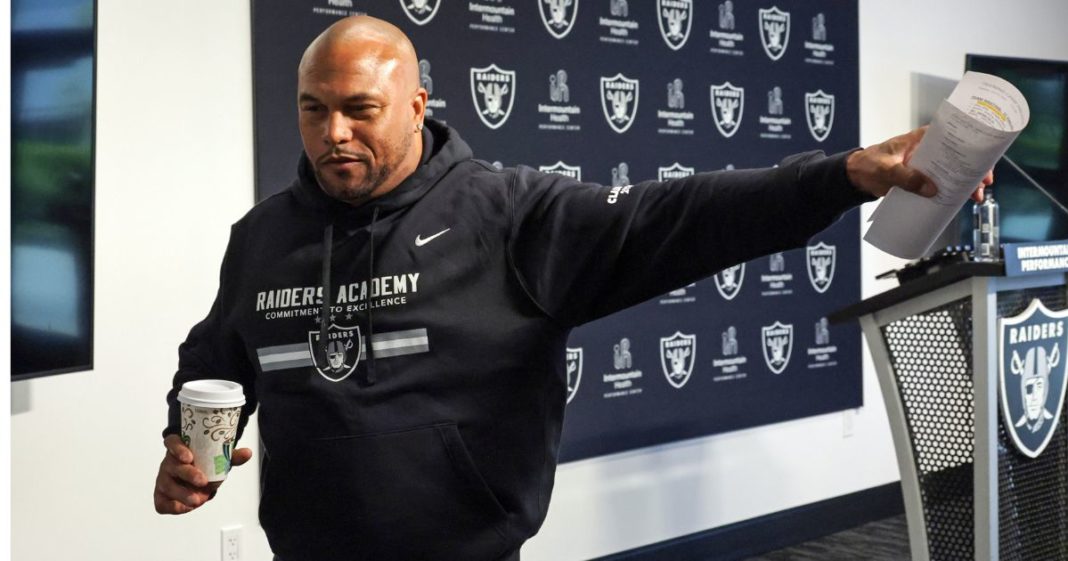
<box><xmin>260</xmin><ymin>423</ymin><xmax>510</xmax><ymax>561</ymax></box>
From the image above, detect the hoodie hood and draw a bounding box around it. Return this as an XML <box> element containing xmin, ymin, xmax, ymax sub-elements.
<box><xmin>290</xmin><ymin>118</ymin><xmax>473</xmax><ymax>222</ymax></box>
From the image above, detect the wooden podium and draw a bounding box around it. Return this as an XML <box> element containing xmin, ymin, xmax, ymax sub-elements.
<box><xmin>832</xmin><ymin>263</ymin><xmax>1067</xmax><ymax>561</ymax></box>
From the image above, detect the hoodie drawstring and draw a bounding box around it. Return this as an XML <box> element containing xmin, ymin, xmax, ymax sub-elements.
<box><xmin>363</xmin><ymin>206</ymin><xmax>380</xmax><ymax>385</ymax></box>
<box><xmin>317</xmin><ymin>223</ymin><xmax>334</xmax><ymax>371</ymax></box>
<box><xmin>318</xmin><ymin>208</ymin><xmax>379</xmax><ymax>387</ymax></box>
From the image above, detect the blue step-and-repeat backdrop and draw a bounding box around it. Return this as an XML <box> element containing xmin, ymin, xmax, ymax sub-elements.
<box><xmin>252</xmin><ymin>0</ymin><xmax>861</xmax><ymax>462</ymax></box>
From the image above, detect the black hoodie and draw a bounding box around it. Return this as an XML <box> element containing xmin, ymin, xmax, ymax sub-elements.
<box><xmin>165</xmin><ymin>119</ymin><xmax>870</xmax><ymax>560</ymax></box>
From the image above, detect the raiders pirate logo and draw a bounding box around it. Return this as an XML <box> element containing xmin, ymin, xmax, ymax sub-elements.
<box><xmin>658</xmin><ymin>162</ymin><xmax>695</xmax><ymax>181</ymax></box>
<box><xmin>758</xmin><ymin>6</ymin><xmax>790</xmax><ymax>61</ymax></box>
<box><xmin>540</xmin><ymin>161</ymin><xmax>583</xmax><ymax>181</ymax></box>
<box><xmin>999</xmin><ymin>299</ymin><xmax>1068</xmax><ymax>458</ymax></box>
<box><xmin>399</xmin><ymin>0</ymin><xmax>440</xmax><ymax>25</ymax></box>
<box><xmin>660</xmin><ymin>332</ymin><xmax>696</xmax><ymax>389</ymax></box>
<box><xmin>470</xmin><ymin>64</ymin><xmax>516</xmax><ymax>130</ymax></box>
<box><xmin>806</xmin><ymin>242</ymin><xmax>836</xmax><ymax>293</ymax></box>
<box><xmin>566</xmin><ymin>347</ymin><xmax>583</xmax><ymax>403</ymax></box>
<box><xmin>308</xmin><ymin>324</ymin><xmax>362</xmax><ymax>382</ymax></box>
<box><xmin>714</xmin><ymin>263</ymin><xmax>745</xmax><ymax>300</ymax></box>
<box><xmin>539</xmin><ymin>0</ymin><xmax>579</xmax><ymax>39</ymax></box>
<box><xmin>710</xmin><ymin>82</ymin><xmax>745</xmax><ymax>138</ymax></box>
<box><xmin>657</xmin><ymin>0</ymin><xmax>692</xmax><ymax>51</ymax></box>
<box><xmin>601</xmin><ymin>73</ymin><xmax>640</xmax><ymax>134</ymax></box>
<box><xmin>805</xmin><ymin>90</ymin><xmax>835</xmax><ymax>142</ymax></box>
<box><xmin>762</xmin><ymin>321</ymin><xmax>793</xmax><ymax>374</ymax></box>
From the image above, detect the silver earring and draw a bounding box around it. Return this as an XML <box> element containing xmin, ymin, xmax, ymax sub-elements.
<box><xmin>416</xmin><ymin>122</ymin><xmax>424</xmax><ymax>132</ymax></box>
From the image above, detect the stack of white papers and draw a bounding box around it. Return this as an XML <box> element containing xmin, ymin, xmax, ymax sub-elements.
<box><xmin>864</xmin><ymin>71</ymin><xmax>1030</xmax><ymax>259</ymax></box>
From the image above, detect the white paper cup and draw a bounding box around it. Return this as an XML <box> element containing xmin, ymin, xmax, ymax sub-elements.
<box><xmin>177</xmin><ymin>380</ymin><xmax>246</xmax><ymax>482</ymax></box>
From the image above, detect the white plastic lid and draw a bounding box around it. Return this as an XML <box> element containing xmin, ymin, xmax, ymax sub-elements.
<box><xmin>177</xmin><ymin>379</ymin><xmax>246</xmax><ymax>408</ymax></box>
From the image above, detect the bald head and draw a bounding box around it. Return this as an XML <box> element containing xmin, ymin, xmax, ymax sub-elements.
<box><xmin>300</xmin><ymin>15</ymin><xmax>420</xmax><ymax>94</ymax></box>
<box><xmin>296</xmin><ymin>15</ymin><xmax>428</xmax><ymax>206</ymax></box>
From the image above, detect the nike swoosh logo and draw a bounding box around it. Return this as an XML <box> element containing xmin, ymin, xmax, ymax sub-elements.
<box><xmin>415</xmin><ymin>228</ymin><xmax>450</xmax><ymax>247</ymax></box>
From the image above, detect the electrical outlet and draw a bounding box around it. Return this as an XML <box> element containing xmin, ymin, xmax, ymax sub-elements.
<box><xmin>221</xmin><ymin>525</ymin><xmax>242</xmax><ymax>561</ymax></box>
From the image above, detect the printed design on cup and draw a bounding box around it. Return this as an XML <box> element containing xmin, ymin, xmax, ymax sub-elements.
<box><xmin>762</xmin><ymin>321</ymin><xmax>794</xmax><ymax>374</ymax></box>
<box><xmin>181</xmin><ymin>404</ymin><xmax>241</xmax><ymax>476</ymax></box>
<box><xmin>758</xmin><ymin>6</ymin><xmax>790</xmax><ymax>61</ymax></box>
<box><xmin>714</xmin><ymin>263</ymin><xmax>745</xmax><ymax>300</ymax></box>
<box><xmin>660</xmin><ymin>331</ymin><xmax>696</xmax><ymax>389</ymax></box>
<box><xmin>999</xmin><ymin>299</ymin><xmax>1068</xmax><ymax>458</ymax></box>
<box><xmin>400</xmin><ymin>0</ymin><xmax>441</xmax><ymax>25</ymax></box>
<box><xmin>539</xmin><ymin>0</ymin><xmax>579</xmax><ymax>39</ymax></box>
<box><xmin>308</xmin><ymin>323</ymin><xmax>362</xmax><ymax>382</ymax></box>
<box><xmin>806</xmin><ymin>242</ymin><xmax>836</xmax><ymax>293</ymax></box>
<box><xmin>657</xmin><ymin>0</ymin><xmax>692</xmax><ymax>51</ymax></box>
<box><xmin>566</xmin><ymin>347</ymin><xmax>584</xmax><ymax>403</ymax></box>
<box><xmin>805</xmin><ymin>90</ymin><xmax>835</xmax><ymax>142</ymax></box>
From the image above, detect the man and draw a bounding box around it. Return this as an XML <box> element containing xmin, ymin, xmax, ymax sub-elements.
<box><xmin>154</xmin><ymin>15</ymin><xmax>989</xmax><ymax>561</ymax></box>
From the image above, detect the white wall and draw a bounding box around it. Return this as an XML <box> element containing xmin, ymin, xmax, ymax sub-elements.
<box><xmin>10</xmin><ymin>1</ymin><xmax>1068</xmax><ymax>560</ymax></box>
<box><xmin>11</xmin><ymin>1</ymin><xmax>272</xmax><ymax>560</ymax></box>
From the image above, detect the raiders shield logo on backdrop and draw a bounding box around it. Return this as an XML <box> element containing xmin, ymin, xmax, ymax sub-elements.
<box><xmin>999</xmin><ymin>299</ymin><xmax>1068</xmax><ymax>458</ymax></box>
<box><xmin>660</xmin><ymin>332</ymin><xmax>696</xmax><ymax>389</ymax></box>
<box><xmin>657</xmin><ymin>0</ymin><xmax>693</xmax><ymax>51</ymax></box>
<box><xmin>710</xmin><ymin>82</ymin><xmax>745</xmax><ymax>138</ymax></box>
<box><xmin>658</xmin><ymin>162</ymin><xmax>695</xmax><ymax>181</ymax></box>
<box><xmin>805</xmin><ymin>90</ymin><xmax>835</xmax><ymax>142</ymax></box>
<box><xmin>601</xmin><ymin>73</ymin><xmax>640</xmax><ymax>134</ymax></box>
<box><xmin>308</xmin><ymin>324</ymin><xmax>362</xmax><ymax>382</ymax></box>
<box><xmin>399</xmin><ymin>0</ymin><xmax>441</xmax><ymax>25</ymax></box>
<box><xmin>470</xmin><ymin>64</ymin><xmax>516</xmax><ymax>130</ymax></box>
<box><xmin>539</xmin><ymin>0</ymin><xmax>579</xmax><ymax>39</ymax></box>
<box><xmin>758</xmin><ymin>6</ymin><xmax>791</xmax><ymax>61</ymax></box>
<box><xmin>565</xmin><ymin>347</ymin><xmax>584</xmax><ymax>403</ymax></box>
<box><xmin>762</xmin><ymin>321</ymin><xmax>793</xmax><ymax>374</ymax></box>
<box><xmin>806</xmin><ymin>242</ymin><xmax>837</xmax><ymax>293</ymax></box>
<box><xmin>714</xmin><ymin>263</ymin><xmax>745</xmax><ymax>300</ymax></box>
<box><xmin>540</xmin><ymin>161</ymin><xmax>583</xmax><ymax>181</ymax></box>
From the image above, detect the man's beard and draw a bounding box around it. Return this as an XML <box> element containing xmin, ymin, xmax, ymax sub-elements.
<box><xmin>315</xmin><ymin>132</ymin><xmax>413</xmax><ymax>206</ymax></box>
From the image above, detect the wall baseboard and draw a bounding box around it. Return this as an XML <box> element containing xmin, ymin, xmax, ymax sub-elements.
<box><xmin>592</xmin><ymin>482</ymin><xmax>905</xmax><ymax>561</ymax></box>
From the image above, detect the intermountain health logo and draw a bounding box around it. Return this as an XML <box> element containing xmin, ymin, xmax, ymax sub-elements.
<box><xmin>400</xmin><ymin>0</ymin><xmax>440</xmax><ymax>25</ymax></box>
<box><xmin>806</xmin><ymin>242</ymin><xmax>836</xmax><ymax>293</ymax></box>
<box><xmin>710</xmin><ymin>82</ymin><xmax>744</xmax><ymax>138</ymax></box>
<box><xmin>471</xmin><ymin>64</ymin><xmax>516</xmax><ymax>129</ymax></box>
<box><xmin>1000</xmin><ymin>299</ymin><xmax>1068</xmax><ymax>458</ymax></box>
<box><xmin>309</xmin><ymin>324</ymin><xmax>361</xmax><ymax>382</ymax></box>
<box><xmin>539</xmin><ymin>0</ymin><xmax>579</xmax><ymax>39</ymax></box>
<box><xmin>601</xmin><ymin>73</ymin><xmax>640</xmax><ymax>134</ymax></box>
<box><xmin>758</xmin><ymin>6</ymin><xmax>790</xmax><ymax>61</ymax></box>
<box><xmin>805</xmin><ymin>90</ymin><xmax>835</xmax><ymax>142</ymax></box>
<box><xmin>566</xmin><ymin>347</ymin><xmax>583</xmax><ymax>403</ymax></box>
<box><xmin>657</xmin><ymin>0</ymin><xmax>692</xmax><ymax>51</ymax></box>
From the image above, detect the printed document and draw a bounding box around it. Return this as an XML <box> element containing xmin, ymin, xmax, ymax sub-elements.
<box><xmin>864</xmin><ymin>71</ymin><xmax>1030</xmax><ymax>259</ymax></box>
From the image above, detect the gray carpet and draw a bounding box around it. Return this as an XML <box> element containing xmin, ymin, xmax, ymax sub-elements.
<box><xmin>743</xmin><ymin>515</ymin><xmax>911</xmax><ymax>561</ymax></box>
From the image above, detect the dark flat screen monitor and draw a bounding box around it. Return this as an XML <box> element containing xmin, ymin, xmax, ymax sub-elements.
<box><xmin>957</xmin><ymin>55</ymin><xmax>1068</xmax><ymax>245</ymax></box>
<box><xmin>11</xmin><ymin>0</ymin><xmax>97</xmax><ymax>380</ymax></box>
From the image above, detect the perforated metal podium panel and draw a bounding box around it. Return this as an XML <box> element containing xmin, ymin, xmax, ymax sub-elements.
<box><xmin>883</xmin><ymin>299</ymin><xmax>976</xmax><ymax>561</ymax></box>
<box><xmin>995</xmin><ymin>286</ymin><xmax>1068</xmax><ymax>561</ymax></box>
<box><xmin>874</xmin><ymin>283</ymin><xmax>1068</xmax><ymax>561</ymax></box>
